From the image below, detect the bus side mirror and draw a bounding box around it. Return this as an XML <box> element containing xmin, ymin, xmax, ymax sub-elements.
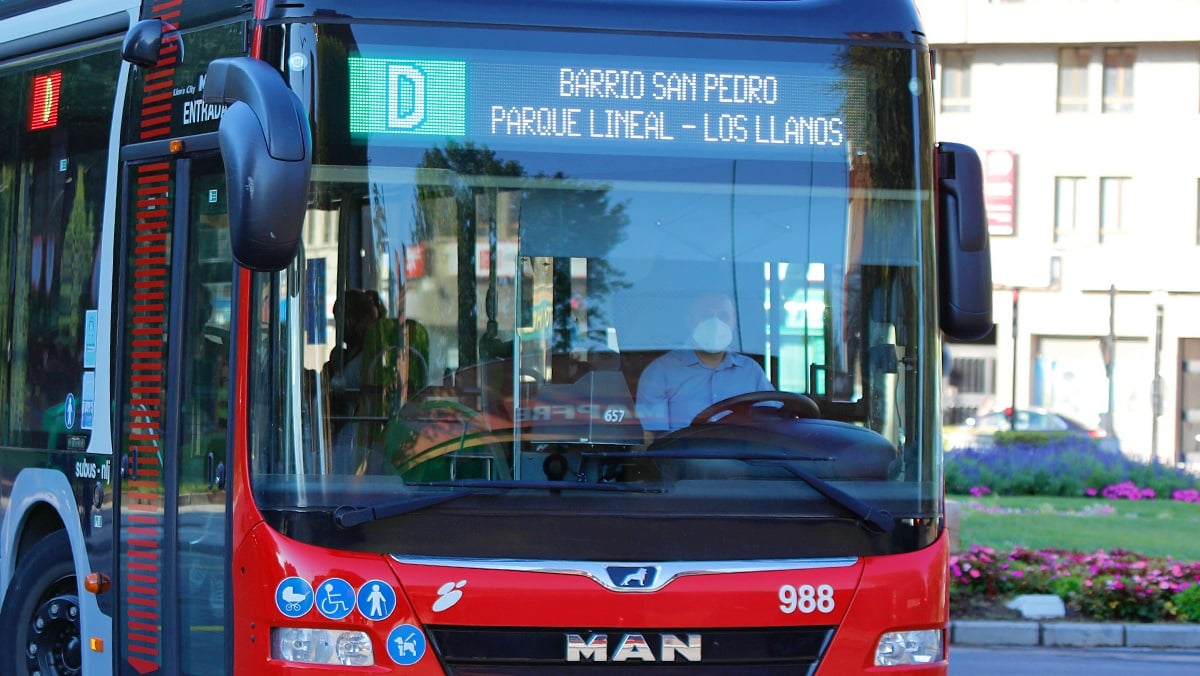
<box><xmin>936</xmin><ymin>142</ymin><xmax>993</xmax><ymax>340</ymax></box>
<box><xmin>122</xmin><ymin>19</ymin><xmax>183</xmax><ymax>68</ymax></box>
<box><xmin>203</xmin><ymin>57</ymin><xmax>311</xmax><ymax>272</ymax></box>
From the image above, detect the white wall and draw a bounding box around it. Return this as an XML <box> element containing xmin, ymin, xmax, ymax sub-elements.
<box><xmin>920</xmin><ymin>0</ymin><xmax>1200</xmax><ymax>462</ymax></box>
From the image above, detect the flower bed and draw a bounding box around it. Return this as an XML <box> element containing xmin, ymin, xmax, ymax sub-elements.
<box><xmin>950</xmin><ymin>544</ymin><xmax>1200</xmax><ymax>622</ymax></box>
<box><xmin>946</xmin><ymin>439</ymin><xmax>1200</xmax><ymax>622</ymax></box>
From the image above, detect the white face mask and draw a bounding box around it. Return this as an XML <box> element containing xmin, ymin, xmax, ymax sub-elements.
<box><xmin>692</xmin><ymin>317</ymin><xmax>733</xmax><ymax>353</ymax></box>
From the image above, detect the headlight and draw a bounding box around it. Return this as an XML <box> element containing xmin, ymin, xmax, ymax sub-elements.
<box><xmin>874</xmin><ymin>629</ymin><xmax>943</xmax><ymax>666</ymax></box>
<box><xmin>271</xmin><ymin>627</ymin><xmax>375</xmax><ymax>666</ymax></box>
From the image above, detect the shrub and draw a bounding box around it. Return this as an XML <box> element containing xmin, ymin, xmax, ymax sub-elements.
<box><xmin>950</xmin><ymin>545</ymin><xmax>1200</xmax><ymax>623</ymax></box>
<box><xmin>945</xmin><ymin>439</ymin><xmax>1200</xmax><ymax>498</ymax></box>
<box><xmin>1066</xmin><ymin>550</ymin><xmax>1191</xmax><ymax>622</ymax></box>
<box><xmin>994</xmin><ymin>430</ymin><xmax>1085</xmax><ymax>447</ymax></box>
<box><xmin>1175</xmin><ymin>584</ymin><xmax>1200</xmax><ymax>622</ymax></box>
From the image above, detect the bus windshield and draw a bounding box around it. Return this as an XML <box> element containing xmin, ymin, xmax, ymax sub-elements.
<box><xmin>248</xmin><ymin>22</ymin><xmax>939</xmax><ymax>560</ymax></box>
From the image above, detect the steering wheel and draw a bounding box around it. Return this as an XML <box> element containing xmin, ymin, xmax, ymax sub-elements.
<box><xmin>518</xmin><ymin>367</ymin><xmax>544</xmax><ymax>385</ymax></box>
<box><xmin>690</xmin><ymin>391</ymin><xmax>821</xmax><ymax>426</ymax></box>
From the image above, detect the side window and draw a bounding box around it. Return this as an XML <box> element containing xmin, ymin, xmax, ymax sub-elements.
<box><xmin>1</xmin><ymin>48</ymin><xmax>120</xmax><ymax>448</ymax></box>
<box><xmin>177</xmin><ymin>160</ymin><xmax>231</xmax><ymax>674</ymax></box>
<box><xmin>179</xmin><ymin>165</ymin><xmax>232</xmax><ymax>471</ymax></box>
<box><xmin>1057</xmin><ymin>47</ymin><xmax>1090</xmax><ymax>113</ymax></box>
<box><xmin>1014</xmin><ymin>410</ymin><xmax>1032</xmax><ymax>430</ymax></box>
<box><xmin>0</xmin><ymin>70</ymin><xmax>16</xmax><ymax>443</ymax></box>
<box><xmin>1025</xmin><ymin>411</ymin><xmax>1051</xmax><ymax>430</ymax></box>
<box><xmin>938</xmin><ymin>50</ymin><xmax>971</xmax><ymax>113</ymax></box>
<box><xmin>974</xmin><ymin>412</ymin><xmax>1002</xmax><ymax>430</ymax></box>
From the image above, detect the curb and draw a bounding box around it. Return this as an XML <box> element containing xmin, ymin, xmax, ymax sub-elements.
<box><xmin>950</xmin><ymin>620</ymin><xmax>1200</xmax><ymax>649</ymax></box>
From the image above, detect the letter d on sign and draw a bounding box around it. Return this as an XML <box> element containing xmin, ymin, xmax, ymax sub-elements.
<box><xmin>388</xmin><ymin>65</ymin><xmax>426</xmax><ymax>130</ymax></box>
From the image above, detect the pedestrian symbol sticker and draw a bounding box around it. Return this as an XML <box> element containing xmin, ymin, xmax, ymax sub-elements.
<box><xmin>357</xmin><ymin>580</ymin><xmax>397</xmax><ymax>621</ymax></box>
<box><xmin>315</xmin><ymin>577</ymin><xmax>355</xmax><ymax>620</ymax></box>
<box><xmin>275</xmin><ymin>577</ymin><xmax>313</xmax><ymax>618</ymax></box>
<box><xmin>64</xmin><ymin>393</ymin><xmax>76</xmax><ymax>430</ymax></box>
<box><xmin>387</xmin><ymin>624</ymin><xmax>427</xmax><ymax>666</ymax></box>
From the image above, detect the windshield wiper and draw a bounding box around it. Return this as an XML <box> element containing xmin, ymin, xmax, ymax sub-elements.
<box><xmin>585</xmin><ymin>449</ymin><xmax>895</xmax><ymax>534</ymax></box>
<box><xmin>334</xmin><ymin>480</ymin><xmax>663</xmax><ymax>528</ymax></box>
<box><xmin>752</xmin><ymin>457</ymin><xmax>895</xmax><ymax>534</ymax></box>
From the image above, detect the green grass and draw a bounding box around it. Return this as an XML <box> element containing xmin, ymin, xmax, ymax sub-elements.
<box><xmin>951</xmin><ymin>494</ymin><xmax>1200</xmax><ymax>561</ymax></box>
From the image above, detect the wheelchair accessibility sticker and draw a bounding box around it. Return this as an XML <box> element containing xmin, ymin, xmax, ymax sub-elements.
<box><xmin>387</xmin><ymin>624</ymin><xmax>427</xmax><ymax>666</ymax></box>
<box><xmin>275</xmin><ymin>577</ymin><xmax>314</xmax><ymax>618</ymax></box>
<box><xmin>315</xmin><ymin>577</ymin><xmax>356</xmax><ymax>620</ymax></box>
<box><xmin>357</xmin><ymin>580</ymin><xmax>397</xmax><ymax>621</ymax></box>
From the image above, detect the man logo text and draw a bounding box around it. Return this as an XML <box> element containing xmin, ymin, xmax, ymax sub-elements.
<box><xmin>565</xmin><ymin>633</ymin><xmax>701</xmax><ymax>662</ymax></box>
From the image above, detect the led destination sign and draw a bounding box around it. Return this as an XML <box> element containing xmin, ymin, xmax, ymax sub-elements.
<box><xmin>349</xmin><ymin>52</ymin><xmax>861</xmax><ymax>157</ymax></box>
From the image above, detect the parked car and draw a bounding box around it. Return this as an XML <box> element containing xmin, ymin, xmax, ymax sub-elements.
<box><xmin>943</xmin><ymin>408</ymin><xmax>1120</xmax><ymax>453</ymax></box>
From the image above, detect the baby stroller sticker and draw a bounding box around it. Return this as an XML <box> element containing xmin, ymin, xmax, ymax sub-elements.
<box><xmin>275</xmin><ymin>577</ymin><xmax>314</xmax><ymax>618</ymax></box>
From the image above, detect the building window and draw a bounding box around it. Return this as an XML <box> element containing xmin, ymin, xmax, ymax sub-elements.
<box><xmin>1099</xmin><ymin>177</ymin><xmax>1131</xmax><ymax>243</ymax></box>
<box><xmin>1102</xmin><ymin>47</ymin><xmax>1135</xmax><ymax>113</ymax></box>
<box><xmin>940</xmin><ymin>50</ymin><xmax>972</xmax><ymax>113</ymax></box>
<box><xmin>1054</xmin><ymin>176</ymin><xmax>1084</xmax><ymax>243</ymax></box>
<box><xmin>1057</xmin><ymin>47</ymin><xmax>1090</xmax><ymax>113</ymax></box>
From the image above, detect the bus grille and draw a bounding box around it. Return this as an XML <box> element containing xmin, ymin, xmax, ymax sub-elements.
<box><xmin>427</xmin><ymin>625</ymin><xmax>835</xmax><ymax>674</ymax></box>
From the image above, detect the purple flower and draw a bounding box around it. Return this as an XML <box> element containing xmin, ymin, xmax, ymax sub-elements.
<box><xmin>1172</xmin><ymin>489</ymin><xmax>1200</xmax><ymax>503</ymax></box>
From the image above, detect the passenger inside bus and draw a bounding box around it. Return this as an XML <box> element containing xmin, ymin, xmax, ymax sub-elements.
<box><xmin>323</xmin><ymin>290</ymin><xmax>382</xmax><ymax>395</ymax></box>
<box><xmin>322</xmin><ymin>289</ymin><xmax>387</xmax><ymax>462</ymax></box>
<box><xmin>635</xmin><ymin>291</ymin><xmax>774</xmax><ymax>444</ymax></box>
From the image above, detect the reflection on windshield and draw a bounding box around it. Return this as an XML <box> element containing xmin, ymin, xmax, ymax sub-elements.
<box><xmin>249</xmin><ymin>137</ymin><xmax>927</xmax><ymax>507</ymax></box>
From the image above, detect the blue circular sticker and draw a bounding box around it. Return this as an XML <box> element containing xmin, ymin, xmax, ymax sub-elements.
<box><xmin>357</xmin><ymin>580</ymin><xmax>398</xmax><ymax>621</ymax></box>
<box><xmin>315</xmin><ymin>577</ymin><xmax>355</xmax><ymax>620</ymax></box>
<box><xmin>387</xmin><ymin>624</ymin><xmax>427</xmax><ymax>666</ymax></box>
<box><xmin>64</xmin><ymin>394</ymin><xmax>76</xmax><ymax>430</ymax></box>
<box><xmin>275</xmin><ymin>577</ymin><xmax>313</xmax><ymax>618</ymax></box>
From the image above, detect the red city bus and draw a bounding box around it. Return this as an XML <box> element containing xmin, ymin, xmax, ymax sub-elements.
<box><xmin>0</xmin><ymin>0</ymin><xmax>992</xmax><ymax>673</ymax></box>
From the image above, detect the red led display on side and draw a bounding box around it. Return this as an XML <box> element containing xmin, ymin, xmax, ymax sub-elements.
<box><xmin>29</xmin><ymin>71</ymin><xmax>62</xmax><ymax>130</ymax></box>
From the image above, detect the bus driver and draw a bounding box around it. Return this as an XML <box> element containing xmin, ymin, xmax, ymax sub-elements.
<box><xmin>635</xmin><ymin>291</ymin><xmax>773</xmax><ymax>444</ymax></box>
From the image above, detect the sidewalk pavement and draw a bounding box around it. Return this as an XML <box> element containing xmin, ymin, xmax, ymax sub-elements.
<box><xmin>951</xmin><ymin>620</ymin><xmax>1200</xmax><ymax>649</ymax></box>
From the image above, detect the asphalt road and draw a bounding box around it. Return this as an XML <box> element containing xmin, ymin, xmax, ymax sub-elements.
<box><xmin>948</xmin><ymin>646</ymin><xmax>1200</xmax><ymax>674</ymax></box>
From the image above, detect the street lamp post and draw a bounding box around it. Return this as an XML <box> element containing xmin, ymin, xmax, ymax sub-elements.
<box><xmin>1151</xmin><ymin>291</ymin><xmax>1166</xmax><ymax>464</ymax></box>
<box><xmin>1104</xmin><ymin>285</ymin><xmax>1117</xmax><ymax>439</ymax></box>
<box><xmin>1010</xmin><ymin>288</ymin><xmax>1020</xmax><ymax>431</ymax></box>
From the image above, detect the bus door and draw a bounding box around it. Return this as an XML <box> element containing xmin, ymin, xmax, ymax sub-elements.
<box><xmin>115</xmin><ymin>148</ymin><xmax>231</xmax><ymax>675</ymax></box>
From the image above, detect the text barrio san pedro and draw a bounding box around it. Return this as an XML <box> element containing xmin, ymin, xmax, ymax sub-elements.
<box><xmin>488</xmin><ymin>67</ymin><xmax>845</xmax><ymax>146</ymax></box>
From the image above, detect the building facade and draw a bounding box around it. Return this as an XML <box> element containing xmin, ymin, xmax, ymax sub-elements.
<box><xmin>920</xmin><ymin>0</ymin><xmax>1200</xmax><ymax>464</ymax></box>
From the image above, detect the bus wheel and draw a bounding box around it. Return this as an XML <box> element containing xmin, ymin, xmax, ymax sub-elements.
<box><xmin>0</xmin><ymin>530</ymin><xmax>81</xmax><ymax>676</ymax></box>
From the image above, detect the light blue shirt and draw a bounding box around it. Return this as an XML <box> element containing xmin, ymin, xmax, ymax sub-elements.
<box><xmin>636</xmin><ymin>349</ymin><xmax>773</xmax><ymax>433</ymax></box>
